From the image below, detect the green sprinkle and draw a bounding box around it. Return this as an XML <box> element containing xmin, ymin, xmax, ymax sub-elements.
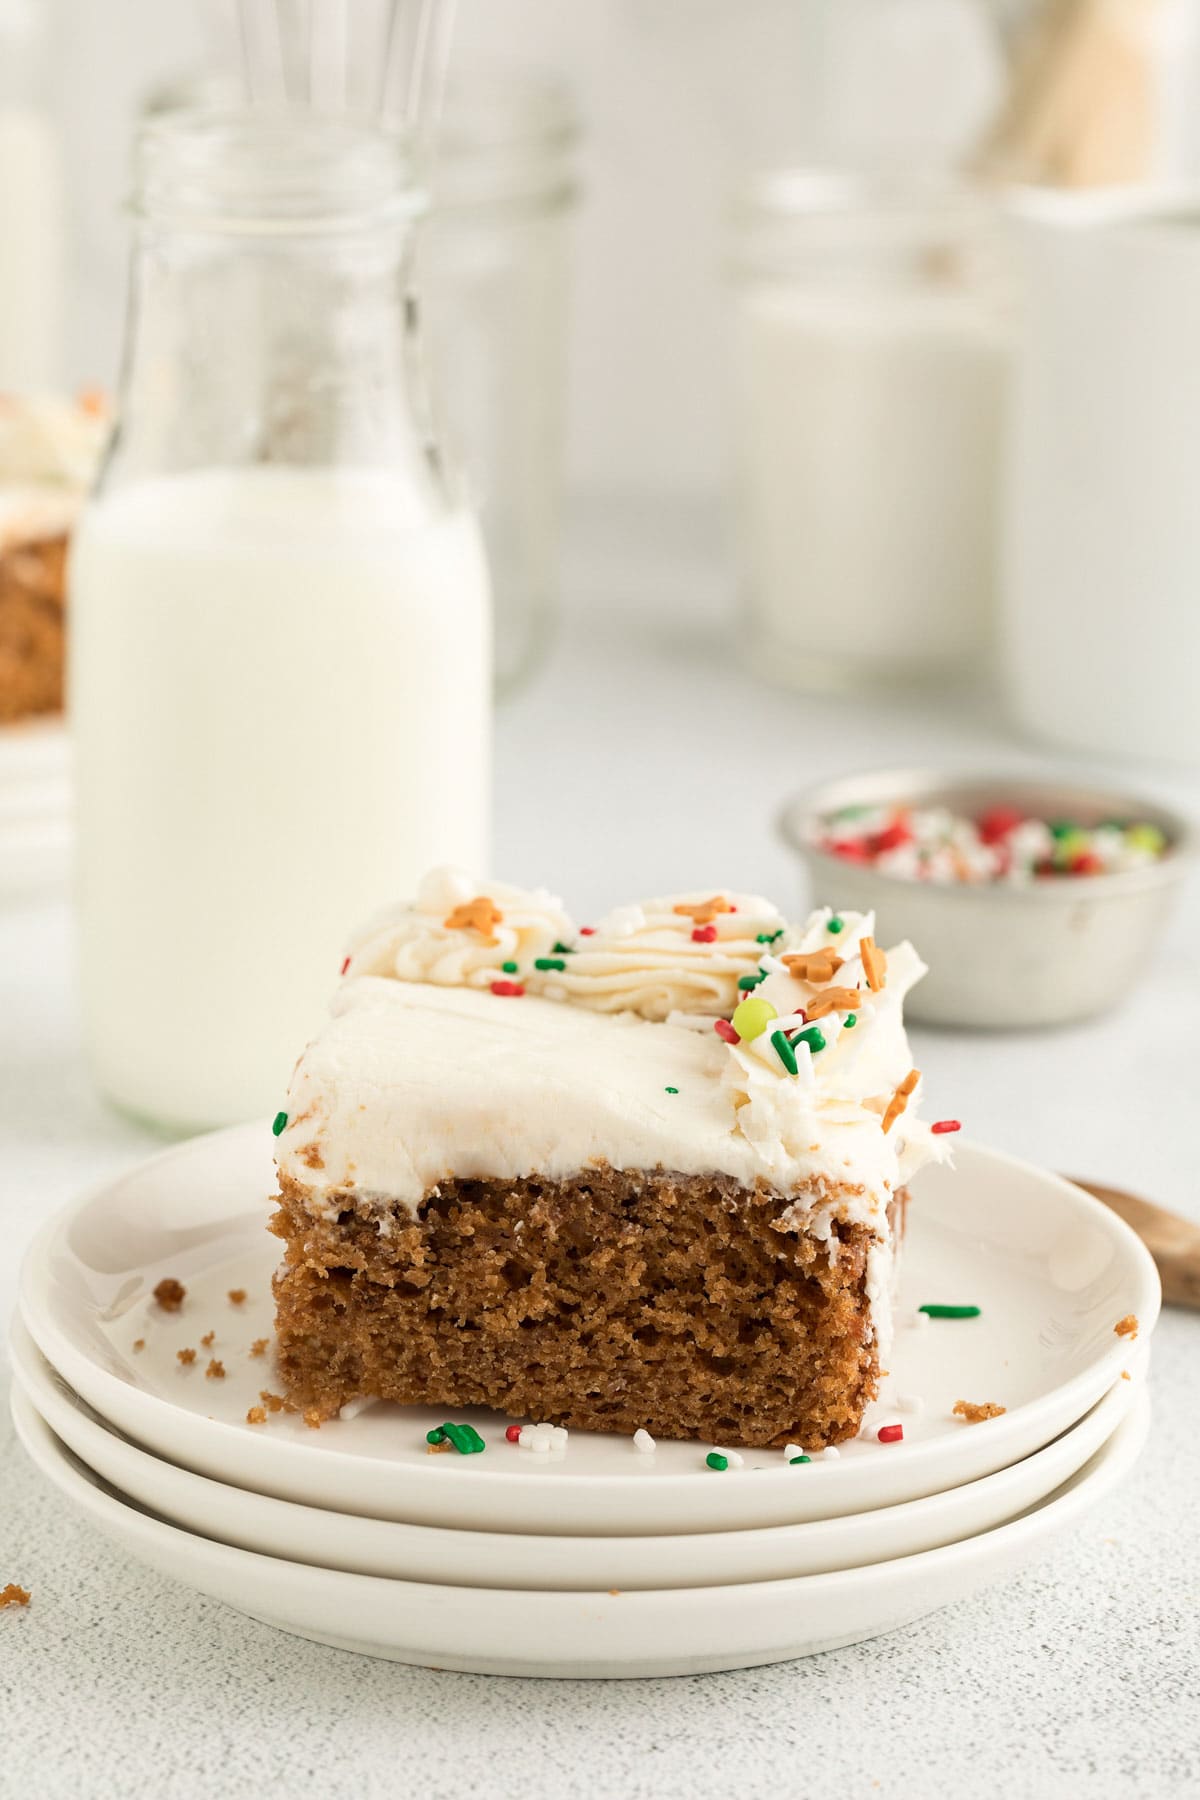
<box><xmin>552</xmin><ymin>941</ymin><xmax>575</xmax><ymax>955</ymax></box>
<box><xmin>919</xmin><ymin>1304</ymin><xmax>981</xmax><ymax>1319</ymax></box>
<box><xmin>501</xmin><ymin>960</ymin><xmax>519</xmax><ymax>974</ymax></box>
<box><xmin>792</xmin><ymin>1026</ymin><xmax>827</xmax><ymax>1055</ymax></box>
<box><xmin>534</xmin><ymin>957</ymin><xmax>567</xmax><ymax>972</ymax></box>
<box><xmin>271</xmin><ymin>1111</ymin><xmax>288</xmax><ymax>1137</ymax></box>
<box><xmin>706</xmin><ymin>1452</ymin><xmax>729</xmax><ymax>1472</ymax></box>
<box><xmin>844</xmin><ymin>1014</ymin><xmax>857</xmax><ymax>1028</ymax></box>
<box><xmin>437</xmin><ymin>1421</ymin><xmax>486</xmax><ymax>1454</ymax></box>
<box><xmin>755</xmin><ymin>932</ymin><xmax>774</xmax><ymax>944</ymax></box>
<box><xmin>737</xmin><ymin>972</ymin><xmax>765</xmax><ymax>991</ymax></box>
<box><xmin>789</xmin><ymin>1454</ymin><xmax>812</xmax><ymax>1465</ymax></box>
<box><xmin>1049</xmin><ymin>820</ymin><xmax>1077</xmax><ymax>839</ymax></box>
<box><xmin>827</xmin><ymin>916</ymin><xmax>844</xmax><ymax>934</ymax></box>
<box><xmin>665</xmin><ymin>1086</ymin><xmax>678</xmax><ymax>1095</ymax></box>
<box><xmin>771</xmin><ymin>1029</ymin><xmax>799</xmax><ymax>1075</ymax></box>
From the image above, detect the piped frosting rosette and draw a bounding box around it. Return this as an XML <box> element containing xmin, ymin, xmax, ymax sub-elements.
<box><xmin>535</xmin><ymin>891</ymin><xmax>786</xmax><ymax>1022</ymax></box>
<box><xmin>343</xmin><ymin>867</ymin><xmax>574</xmax><ymax>989</ymax></box>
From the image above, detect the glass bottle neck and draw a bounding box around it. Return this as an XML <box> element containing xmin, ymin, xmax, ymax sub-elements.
<box><xmin>102</xmin><ymin>215</ymin><xmax>448</xmax><ymax>509</ymax></box>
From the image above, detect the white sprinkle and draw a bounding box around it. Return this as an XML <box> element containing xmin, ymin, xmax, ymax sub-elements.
<box><xmin>711</xmin><ymin>1446</ymin><xmax>744</xmax><ymax>1468</ymax></box>
<box><xmin>895</xmin><ymin>1394</ymin><xmax>925</xmax><ymax>1416</ymax></box>
<box><xmin>336</xmin><ymin>1396</ymin><xmax>378</xmax><ymax>1421</ymax></box>
<box><xmin>821</xmin><ymin>1446</ymin><xmax>840</xmax><ymax>1460</ymax></box>
<box><xmin>550</xmin><ymin>1425</ymin><xmax>568</xmax><ymax>1449</ymax></box>
<box><xmin>633</xmin><ymin>1429</ymin><xmax>656</xmax><ymax>1454</ymax></box>
<box><xmin>783</xmin><ymin>1443</ymin><xmax>805</xmax><ymax>1462</ymax></box>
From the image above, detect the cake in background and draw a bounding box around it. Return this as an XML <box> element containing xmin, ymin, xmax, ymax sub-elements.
<box><xmin>270</xmin><ymin>870</ymin><xmax>953</xmax><ymax>1449</ymax></box>
<box><xmin>0</xmin><ymin>391</ymin><xmax>107</xmax><ymax>724</ymax></box>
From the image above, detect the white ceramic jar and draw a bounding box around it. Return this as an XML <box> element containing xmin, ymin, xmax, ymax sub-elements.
<box><xmin>1003</xmin><ymin>190</ymin><xmax>1200</xmax><ymax>766</ymax></box>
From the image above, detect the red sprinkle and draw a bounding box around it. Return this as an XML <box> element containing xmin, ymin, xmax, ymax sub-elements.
<box><xmin>931</xmin><ymin>1120</ymin><xmax>962</xmax><ymax>1135</ymax></box>
<box><xmin>713</xmin><ymin>1019</ymin><xmax>740</xmax><ymax>1045</ymax></box>
<box><xmin>580</xmin><ymin>926</ymin><xmax>596</xmax><ymax>936</ymax></box>
<box><xmin>692</xmin><ymin>925</ymin><xmax>718</xmax><ymax>943</ymax></box>
<box><xmin>869</xmin><ymin>821</ymin><xmax>913</xmax><ymax>854</ymax></box>
<box><xmin>877</xmin><ymin>1424</ymin><xmax>904</xmax><ymax>1444</ymax></box>
<box><xmin>490</xmin><ymin>980</ymin><xmax>525</xmax><ymax>998</ymax></box>
<box><xmin>1072</xmin><ymin>852</ymin><xmax>1102</xmax><ymax>875</ymax></box>
<box><xmin>339</xmin><ymin>956</ymin><xmax>351</xmax><ymax>975</ymax></box>
<box><xmin>505</xmin><ymin>1424</ymin><xmax>522</xmax><ymax>1443</ymax></box>
<box><xmin>978</xmin><ymin>805</ymin><xmax>1025</xmax><ymax>844</ymax></box>
<box><xmin>830</xmin><ymin>839</ymin><xmax>870</xmax><ymax>862</ymax></box>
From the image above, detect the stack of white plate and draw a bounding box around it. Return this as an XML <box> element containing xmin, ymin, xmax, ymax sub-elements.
<box><xmin>0</xmin><ymin>718</ymin><xmax>70</xmax><ymax>899</ymax></box>
<box><xmin>12</xmin><ymin>1124</ymin><xmax>1159</xmax><ymax>1678</ymax></box>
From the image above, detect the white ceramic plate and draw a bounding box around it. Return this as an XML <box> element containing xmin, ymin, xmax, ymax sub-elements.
<box><xmin>10</xmin><ymin>1315</ymin><xmax>1143</xmax><ymax>1591</ymax></box>
<box><xmin>11</xmin><ymin>1382</ymin><xmax>1151</xmax><ymax>1677</ymax></box>
<box><xmin>19</xmin><ymin>1123</ymin><xmax>1160</xmax><ymax>1536</ymax></box>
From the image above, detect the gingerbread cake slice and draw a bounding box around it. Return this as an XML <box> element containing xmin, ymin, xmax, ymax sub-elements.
<box><xmin>269</xmin><ymin>870</ymin><xmax>951</xmax><ymax>1449</ymax></box>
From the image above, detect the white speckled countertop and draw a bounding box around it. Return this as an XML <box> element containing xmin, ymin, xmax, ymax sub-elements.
<box><xmin>3</xmin><ymin>504</ymin><xmax>1199</xmax><ymax>1798</ymax></box>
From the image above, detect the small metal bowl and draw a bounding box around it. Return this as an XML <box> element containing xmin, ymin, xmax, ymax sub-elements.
<box><xmin>779</xmin><ymin>768</ymin><xmax>1195</xmax><ymax>1029</ymax></box>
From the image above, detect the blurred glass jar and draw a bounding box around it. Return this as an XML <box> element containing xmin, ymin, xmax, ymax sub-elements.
<box><xmin>145</xmin><ymin>66</ymin><xmax>580</xmax><ymax>695</ymax></box>
<box><xmin>727</xmin><ymin>172</ymin><xmax>1012</xmax><ymax>693</ymax></box>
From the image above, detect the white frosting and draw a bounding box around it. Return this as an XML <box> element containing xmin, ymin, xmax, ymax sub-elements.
<box><xmin>542</xmin><ymin>890</ymin><xmax>785</xmax><ymax>1021</ymax></box>
<box><xmin>0</xmin><ymin>393</ymin><xmax>108</xmax><ymax>548</ymax></box>
<box><xmin>278</xmin><ymin>875</ymin><xmax>954</xmax><ymax>1362</ymax></box>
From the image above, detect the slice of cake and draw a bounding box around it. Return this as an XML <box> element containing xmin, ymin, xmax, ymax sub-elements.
<box><xmin>269</xmin><ymin>869</ymin><xmax>951</xmax><ymax>1449</ymax></box>
<box><xmin>0</xmin><ymin>391</ymin><xmax>107</xmax><ymax>724</ymax></box>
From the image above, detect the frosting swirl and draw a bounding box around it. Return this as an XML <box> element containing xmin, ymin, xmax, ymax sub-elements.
<box><xmin>535</xmin><ymin>891</ymin><xmax>785</xmax><ymax>1022</ymax></box>
<box><xmin>345</xmin><ymin>867</ymin><xmax>574</xmax><ymax>989</ymax></box>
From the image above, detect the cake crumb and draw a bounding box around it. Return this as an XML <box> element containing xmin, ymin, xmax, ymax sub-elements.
<box><xmin>1121</xmin><ymin>1369</ymin><xmax>1131</xmax><ymax>1380</ymax></box>
<box><xmin>1114</xmin><ymin>1314</ymin><xmax>1138</xmax><ymax>1339</ymax></box>
<box><xmin>132</xmin><ymin>1338</ymin><xmax>145</xmax><ymax>1353</ymax></box>
<box><xmin>0</xmin><ymin>1584</ymin><xmax>30</xmax><ymax>1609</ymax></box>
<box><xmin>303</xmin><ymin>1408</ymin><xmax>323</xmax><ymax>1430</ymax></box>
<box><xmin>427</xmin><ymin>1439</ymin><xmax>452</xmax><ymax>1453</ymax></box>
<box><xmin>246</xmin><ymin>1406</ymin><xmax>267</xmax><ymax>1425</ymax></box>
<box><xmin>205</xmin><ymin>1359</ymin><xmax>226</xmax><ymax>1380</ymax></box>
<box><xmin>227</xmin><ymin>1288</ymin><xmax>247</xmax><ymax>1306</ymax></box>
<box><xmin>153</xmin><ymin>1277</ymin><xmax>186</xmax><ymax>1312</ymax></box>
<box><xmin>176</xmin><ymin>1347</ymin><xmax>196</xmax><ymax>1366</ymax></box>
<box><xmin>953</xmin><ymin>1400</ymin><xmax>1006</xmax><ymax>1423</ymax></box>
<box><xmin>200</xmin><ymin>1331</ymin><xmax>215</xmax><ymax>1348</ymax></box>
<box><xmin>259</xmin><ymin>1390</ymin><xmax>285</xmax><ymax>1413</ymax></box>
<box><xmin>249</xmin><ymin>1338</ymin><xmax>269</xmax><ymax>1358</ymax></box>
<box><xmin>607</xmin><ymin>1589</ymin><xmax>622</xmax><ymax>1597</ymax></box>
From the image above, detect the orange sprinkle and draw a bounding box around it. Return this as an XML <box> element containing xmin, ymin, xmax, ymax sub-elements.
<box><xmin>673</xmin><ymin>895</ymin><xmax>734</xmax><ymax>926</ymax></box>
<box><xmin>176</xmin><ymin>1347</ymin><xmax>196</xmax><ymax>1367</ymax></box>
<box><xmin>953</xmin><ymin>1400</ymin><xmax>1006</xmax><ymax>1423</ymax></box>
<box><xmin>205</xmin><ymin>1359</ymin><xmax>226</xmax><ymax>1380</ymax></box>
<box><xmin>132</xmin><ymin>1338</ymin><xmax>145</xmax><ymax>1353</ymax></box>
<box><xmin>444</xmin><ymin>896</ymin><xmax>504</xmax><ymax>944</ymax></box>
<box><xmin>227</xmin><ymin>1289</ymin><xmax>247</xmax><ymax>1306</ymax></box>
<box><xmin>0</xmin><ymin>1584</ymin><xmax>30</xmax><ymax>1609</ymax></box>
<box><xmin>1114</xmin><ymin>1314</ymin><xmax>1139</xmax><ymax>1339</ymax></box>
<box><xmin>860</xmin><ymin>937</ymin><xmax>888</xmax><ymax>993</ymax></box>
<box><xmin>76</xmin><ymin>384</ymin><xmax>108</xmax><ymax>418</ymax></box>
<box><xmin>246</xmin><ymin>1406</ymin><xmax>267</xmax><ymax>1425</ymax></box>
<box><xmin>1121</xmin><ymin>1369</ymin><xmax>1131</xmax><ymax>1381</ymax></box>
<box><xmin>804</xmin><ymin>986</ymin><xmax>863</xmax><ymax>1021</ymax></box>
<box><xmin>782</xmin><ymin>950</ymin><xmax>844</xmax><ymax>984</ymax></box>
<box><xmin>249</xmin><ymin>1338</ymin><xmax>269</xmax><ymax>1358</ymax></box>
<box><xmin>882</xmin><ymin>1069</ymin><xmax>920</xmax><ymax>1134</ymax></box>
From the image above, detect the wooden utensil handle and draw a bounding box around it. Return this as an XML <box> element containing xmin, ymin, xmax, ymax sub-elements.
<box><xmin>1069</xmin><ymin>1177</ymin><xmax>1200</xmax><ymax>1311</ymax></box>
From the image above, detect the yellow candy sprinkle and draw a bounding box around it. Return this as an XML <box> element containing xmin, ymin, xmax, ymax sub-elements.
<box><xmin>731</xmin><ymin>996</ymin><xmax>777</xmax><ymax>1041</ymax></box>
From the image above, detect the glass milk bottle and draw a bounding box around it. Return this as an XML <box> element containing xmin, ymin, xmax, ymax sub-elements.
<box><xmin>728</xmin><ymin>173</ymin><xmax>1010</xmax><ymax>693</ymax></box>
<box><xmin>70</xmin><ymin>114</ymin><xmax>491</xmax><ymax>1132</ymax></box>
